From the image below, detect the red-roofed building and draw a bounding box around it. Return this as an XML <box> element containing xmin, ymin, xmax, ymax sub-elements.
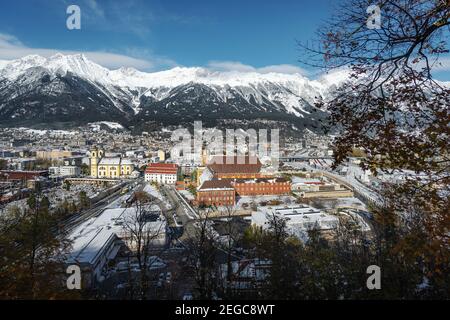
<box><xmin>145</xmin><ymin>163</ymin><xmax>179</xmax><ymax>185</ymax></box>
<box><xmin>207</xmin><ymin>156</ymin><xmax>263</xmax><ymax>179</ymax></box>
<box><xmin>196</xmin><ymin>179</ymin><xmax>236</xmax><ymax>206</ymax></box>
<box><xmin>0</xmin><ymin>170</ymin><xmax>48</xmax><ymax>181</ymax></box>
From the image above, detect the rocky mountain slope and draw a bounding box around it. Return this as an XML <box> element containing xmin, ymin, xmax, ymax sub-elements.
<box><xmin>0</xmin><ymin>54</ymin><xmax>348</xmax><ymax>131</ymax></box>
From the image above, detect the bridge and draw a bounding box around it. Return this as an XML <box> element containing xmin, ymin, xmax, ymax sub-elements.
<box><xmin>280</xmin><ymin>156</ymin><xmax>333</xmax><ymax>162</ymax></box>
<box><xmin>282</xmin><ymin>165</ymin><xmax>385</xmax><ymax>209</ymax></box>
<box><xmin>321</xmin><ymin>171</ymin><xmax>385</xmax><ymax>208</ymax></box>
<box><xmin>64</xmin><ymin>177</ymin><xmax>121</xmax><ymax>187</ymax></box>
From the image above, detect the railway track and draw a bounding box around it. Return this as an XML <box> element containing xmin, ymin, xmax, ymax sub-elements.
<box><xmin>59</xmin><ymin>186</ymin><xmax>128</xmax><ymax>233</ymax></box>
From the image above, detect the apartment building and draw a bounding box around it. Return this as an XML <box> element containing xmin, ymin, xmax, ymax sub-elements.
<box><xmin>49</xmin><ymin>166</ymin><xmax>81</xmax><ymax>177</ymax></box>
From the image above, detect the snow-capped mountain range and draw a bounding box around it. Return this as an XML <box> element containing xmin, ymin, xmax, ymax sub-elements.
<box><xmin>0</xmin><ymin>53</ymin><xmax>348</xmax><ymax>130</ymax></box>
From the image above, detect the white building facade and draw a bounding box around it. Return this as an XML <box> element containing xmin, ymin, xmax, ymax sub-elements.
<box><xmin>144</xmin><ymin>163</ymin><xmax>178</xmax><ymax>185</ymax></box>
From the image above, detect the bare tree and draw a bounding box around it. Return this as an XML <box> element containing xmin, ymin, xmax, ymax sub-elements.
<box><xmin>299</xmin><ymin>0</ymin><xmax>449</xmax><ymax>294</ymax></box>
<box><xmin>185</xmin><ymin>209</ymin><xmax>220</xmax><ymax>299</ymax></box>
<box><xmin>300</xmin><ymin>0</ymin><xmax>449</xmax><ymax>177</ymax></box>
<box><xmin>215</xmin><ymin>205</ymin><xmax>248</xmax><ymax>298</ymax></box>
<box><xmin>122</xmin><ymin>191</ymin><xmax>166</xmax><ymax>300</ymax></box>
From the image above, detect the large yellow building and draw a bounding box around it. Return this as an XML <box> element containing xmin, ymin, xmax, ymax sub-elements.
<box><xmin>90</xmin><ymin>147</ymin><xmax>134</xmax><ymax>179</ymax></box>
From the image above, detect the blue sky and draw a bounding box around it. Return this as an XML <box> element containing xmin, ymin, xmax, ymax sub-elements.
<box><xmin>0</xmin><ymin>0</ymin><xmax>448</xmax><ymax>80</ymax></box>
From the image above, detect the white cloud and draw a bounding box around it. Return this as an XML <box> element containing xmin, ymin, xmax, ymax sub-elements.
<box><xmin>84</xmin><ymin>0</ymin><xmax>105</xmax><ymax>18</ymax></box>
<box><xmin>0</xmin><ymin>33</ymin><xmax>175</xmax><ymax>70</ymax></box>
<box><xmin>59</xmin><ymin>0</ymin><xmax>202</xmax><ymax>37</ymax></box>
<box><xmin>0</xmin><ymin>34</ymin><xmax>24</xmax><ymax>48</ymax></box>
<box><xmin>0</xmin><ymin>33</ymin><xmax>313</xmax><ymax>76</ymax></box>
<box><xmin>208</xmin><ymin>61</ymin><xmax>256</xmax><ymax>73</ymax></box>
<box><xmin>76</xmin><ymin>0</ymin><xmax>154</xmax><ymax>37</ymax></box>
<box><xmin>258</xmin><ymin>64</ymin><xmax>309</xmax><ymax>75</ymax></box>
<box><xmin>207</xmin><ymin>60</ymin><xmax>308</xmax><ymax>75</ymax></box>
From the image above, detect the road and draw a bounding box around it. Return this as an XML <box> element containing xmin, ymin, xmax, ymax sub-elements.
<box><xmin>160</xmin><ymin>185</ymin><xmax>199</xmax><ymax>242</ymax></box>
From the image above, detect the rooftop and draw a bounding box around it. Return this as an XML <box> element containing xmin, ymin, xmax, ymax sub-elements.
<box><xmin>67</xmin><ymin>205</ymin><xmax>164</xmax><ymax>265</ymax></box>
<box><xmin>145</xmin><ymin>163</ymin><xmax>178</xmax><ymax>175</ymax></box>
<box><xmin>252</xmin><ymin>205</ymin><xmax>339</xmax><ymax>240</ymax></box>
<box><xmin>208</xmin><ymin>155</ymin><xmax>262</xmax><ymax>174</ymax></box>
<box><xmin>198</xmin><ymin>179</ymin><xmax>234</xmax><ymax>191</ymax></box>
<box><xmin>98</xmin><ymin>158</ymin><xmax>121</xmax><ymax>165</ymax></box>
<box><xmin>233</xmin><ymin>177</ymin><xmax>288</xmax><ymax>184</ymax></box>
<box><xmin>67</xmin><ymin>207</ymin><xmax>132</xmax><ymax>265</ymax></box>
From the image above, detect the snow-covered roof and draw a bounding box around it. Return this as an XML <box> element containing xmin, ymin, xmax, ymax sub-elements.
<box><xmin>67</xmin><ymin>207</ymin><xmax>133</xmax><ymax>265</ymax></box>
<box><xmin>98</xmin><ymin>158</ymin><xmax>121</xmax><ymax>165</ymax></box>
<box><xmin>99</xmin><ymin>157</ymin><xmax>133</xmax><ymax>166</ymax></box>
<box><xmin>120</xmin><ymin>159</ymin><xmax>133</xmax><ymax>165</ymax></box>
<box><xmin>291</xmin><ymin>176</ymin><xmax>322</xmax><ymax>184</ymax></box>
<box><xmin>252</xmin><ymin>205</ymin><xmax>339</xmax><ymax>236</ymax></box>
<box><xmin>67</xmin><ymin>206</ymin><xmax>164</xmax><ymax>265</ymax></box>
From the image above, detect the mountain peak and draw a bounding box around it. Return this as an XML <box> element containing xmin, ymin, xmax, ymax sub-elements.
<box><xmin>0</xmin><ymin>53</ymin><xmax>337</xmax><ymax>130</ymax></box>
<box><xmin>49</xmin><ymin>53</ymin><xmax>65</xmax><ymax>60</ymax></box>
<box><xmin>0</xmin><ymin>54</ymin><xmax>48</xmax><ymax>79</ymax></box>
<box><xmin>0</xmin><ymin>53</ymin><xmax>111</xmax><ymax>81</ymax></box>
<box><xmin>0</xmin><ymin>53</ymin><xmax>349</xmax><ymax>92</ymax></box>
<box><xmin>116</xmin><ymin>66</ymin><xmax>140</xmax><ymax>76</ymax></box>
<box><xmin>49</xmin><ymin>52</ymin><xmax>87</xmax><ymax>60</ymax></box>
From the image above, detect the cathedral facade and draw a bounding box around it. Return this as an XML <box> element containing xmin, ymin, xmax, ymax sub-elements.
<box><xmin>90</xmin><ymin>147</ymin><xmax>134</xmax><ymax>179</ymax></box>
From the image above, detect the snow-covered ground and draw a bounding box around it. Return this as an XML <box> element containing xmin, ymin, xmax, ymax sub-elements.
<box><xmin>16</xmin><ymin>127</ymin><xmax>78</xmax><ymax>136</ymax></box>
<box><xmin>143</xmin><ymin>184</ymin><xmax>172</xmax><ymax>210</ymax></box>
<box><xmin>2</xmin><ymin>184</ymin><xmax>106</xmax><ymax>213</ymax></box>
<box><xmin>88</xmin><ymin>121</ymin><xmax>125</xmax><ymax>131</ymax></box>
<box><xmin>179</xmin><ymin>190</ymin><xmax>195</xmax><ymax>201</ymax></box>
<box><xmin>143</xmin><ymin>184</ymin><xmax>163</xmax><ymax>201</ymax></box>
<box><xmin>291</xmin><ymin>176</ymin><xmax>322</xmax><ymax>184</ymax></box>
<box><xmin>236</xmin><ymin>195</ymin><xmax>297</xmax><ymax>209</ymax></box>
